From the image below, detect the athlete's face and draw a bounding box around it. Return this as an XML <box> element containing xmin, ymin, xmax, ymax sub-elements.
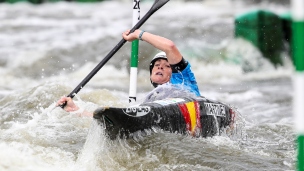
<box><xmin>150</xmin><ymin>59</ymin><xmax>172</xmax><ymax>84</ymax></box>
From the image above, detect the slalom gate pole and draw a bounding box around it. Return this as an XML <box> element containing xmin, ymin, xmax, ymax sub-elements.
<box><xmin>129</xmin><ymin>0</ymin><xmax>141</xmax><ymax>103</ymax></box>
<box><xmin>291</xmin><ymin>0</ymin><xmax>304</xmax><ymax>170</ymax></box>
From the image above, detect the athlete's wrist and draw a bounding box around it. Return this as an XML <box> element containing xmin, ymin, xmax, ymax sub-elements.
<box><xmin>138</xmin><ymin>30</ymin><xmax>145</xmax><ymax>41</ymax></box>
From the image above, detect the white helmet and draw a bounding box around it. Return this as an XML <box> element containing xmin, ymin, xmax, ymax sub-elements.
<box><xmin>149</xmin><ymin>52</ymin><xmax>168</xmax><ymax>75</ymax></box>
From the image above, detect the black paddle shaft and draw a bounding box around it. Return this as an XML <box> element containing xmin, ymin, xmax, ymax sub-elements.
<box><xmin>60</xmin><ymin>0</ymin><xmax>170</xmax><ymax>108</ymax></box>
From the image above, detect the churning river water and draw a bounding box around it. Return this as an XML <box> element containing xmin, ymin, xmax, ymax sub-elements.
<box><xmin>0</xmin><ymin>0</ymin><xmax>294</xmax><ymax>170</ymax></box>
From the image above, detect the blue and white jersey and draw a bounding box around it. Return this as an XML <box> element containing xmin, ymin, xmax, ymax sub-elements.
<box><xmin>144</xmin><ymin>62</ymin><xmax>200</xmax><ymax>103</ymax></box>
<box><xmin>170</xmin><ymin>63</ymin><xmax>201</xmax><ymax>96</ymax></box>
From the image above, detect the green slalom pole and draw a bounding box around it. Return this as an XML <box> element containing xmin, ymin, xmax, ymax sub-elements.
<box><xmin>129</xmin><ymin>0</ymin><xmax>141</xmax><ymax>103</ymax></box>
<box><xmin>292</xmin><ymin>0</ymin><xmax>304</xmax><ymax>170</ymax></box>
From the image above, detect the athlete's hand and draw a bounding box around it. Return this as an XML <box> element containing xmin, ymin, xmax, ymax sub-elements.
<box><xmin>122</xmin><ymin>29</ymin><xmax>141</xmax><ymax>42</ymax></box>
<box><xmin>56</xmin><ymin>96</ymin><xmax>79</xmax><ymax>112</ymax></box>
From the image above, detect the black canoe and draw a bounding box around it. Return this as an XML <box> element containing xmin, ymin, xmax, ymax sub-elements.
<box><xmin>93</xmin><ymin>96</ymin><xmax>235</xmax><ymax>139</ymax></box>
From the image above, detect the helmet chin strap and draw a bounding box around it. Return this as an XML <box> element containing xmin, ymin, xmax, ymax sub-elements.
<box><xmin>151</xmin><ymin>82</ymin><xmax>160</xmax><ymax>88</ymax></box>
<box><xmin>151</xmin><ymin>80</ymin><xmax>170</xmax><ymax>88</ymax></box>
<box><xmin>150</xmin><ymin>73</ymin><xmax>161</xmax><ymax>88</ymax></box>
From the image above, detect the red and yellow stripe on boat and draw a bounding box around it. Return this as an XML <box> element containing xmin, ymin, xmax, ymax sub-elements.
<box><xmin>178</xmin><ymin>101</ymin><xmax>201</xmax><ymax>135</ymax></box>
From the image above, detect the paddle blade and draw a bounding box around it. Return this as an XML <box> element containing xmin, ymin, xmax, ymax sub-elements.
<box><xmin>129</xmin><ymin>0</ymin><xmax>170</xmax><ymax>34</ymax></box>
<box><xmin>151</xmin><ymin>0</ymin><xmax>170</xmax><ymax>12</ymax></box>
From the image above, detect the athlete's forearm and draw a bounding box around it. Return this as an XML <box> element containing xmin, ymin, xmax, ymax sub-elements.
<box><xmin>136</xmin><ymin>30</ymin><xmax>183</xmax><ymax>65</ymax></box>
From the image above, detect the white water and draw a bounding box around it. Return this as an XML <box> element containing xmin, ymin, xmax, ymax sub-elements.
<box><xmin>0</xmin><ymin>1</ymin><xmax>294</xmax><ymax>170</ymax></box>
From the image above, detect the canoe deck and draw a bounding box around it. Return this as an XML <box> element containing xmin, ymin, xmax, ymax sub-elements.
<box><xmin>93</xmin><ymin>96</ymin><xmax>234</xmax><ymax>139</ymax></box>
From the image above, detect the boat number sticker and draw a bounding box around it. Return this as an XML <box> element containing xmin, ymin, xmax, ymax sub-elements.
<box><xmin>204</xmin><ymin>103</ymin><xmax>226</xmax><ymax>117</ymax></box>
<box><xmin>153</xmin><ymin>98</ymin><xmax>185</xmax><ymax>106</ymax></box>
<box><xmin>122</xmin><ymin>106</ymin><xmax>151</xmax><ymax>117</ymax></box>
